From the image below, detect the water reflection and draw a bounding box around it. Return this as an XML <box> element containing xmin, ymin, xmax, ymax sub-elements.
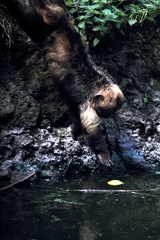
<box><xmin>0</xmin><ymin>174</ymin><xmax>160</xmax><ymax>240</ymax></box>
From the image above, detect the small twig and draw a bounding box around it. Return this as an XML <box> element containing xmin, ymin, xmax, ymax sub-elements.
<box><xmin>0</xmin><ymin>171</ymin><xmax>36</xmax><ymax>192</ymax></box>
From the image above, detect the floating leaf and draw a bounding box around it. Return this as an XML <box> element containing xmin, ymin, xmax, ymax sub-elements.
<box><xmin>107</xmin><ymin>180</ymin><xmax>124</xmax><ymax>186</ymax></box>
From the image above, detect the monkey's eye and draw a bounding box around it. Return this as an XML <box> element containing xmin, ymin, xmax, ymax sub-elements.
<box><xmin>93</xmin><ymin>94</ymin><xmax>104</xmax><ymax>104</ymax></box>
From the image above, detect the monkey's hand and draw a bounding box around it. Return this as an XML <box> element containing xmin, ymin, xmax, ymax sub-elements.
<box><xmin>97</xmin><ymin>153</ymin><xmax>114</xmax><ymax>167</ymax></box>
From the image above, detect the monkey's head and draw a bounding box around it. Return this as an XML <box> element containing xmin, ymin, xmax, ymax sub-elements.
<box><xmin>92</xmin><ymin>84</ymin><xmax>124</xmax><ymax>118</ymax></box>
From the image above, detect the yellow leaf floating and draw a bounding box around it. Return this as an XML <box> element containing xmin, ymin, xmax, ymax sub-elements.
<box><xmin>107</xmin><ymin>180</ymin><xmax>124</xmax><ymax>186</ymax></box>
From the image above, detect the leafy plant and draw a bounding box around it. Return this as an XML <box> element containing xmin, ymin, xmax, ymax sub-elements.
<box><xmin>143</xmin><ymin>93</ymin><xmax>149</xmax><ymax>103</ymax></box>
<box><xmin>66</xmin><ymin>0</ymin><xmax>160</xmax><ymax>46</ymax></box>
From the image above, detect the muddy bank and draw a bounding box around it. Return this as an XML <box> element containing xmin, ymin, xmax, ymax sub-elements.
<box><xmin>0</xmin><ymin>120</ymin><xmax>158</xmax><ymax>184</ymax></box>
<box><xmin>0</xmin><ymin>10</ymin><xmax>160</xmax><ymax>182</ymax></box>
<box><xmin>0</xmin><ymin>127</ymin><xmax>96</xmax><ymax>181</ymax></box>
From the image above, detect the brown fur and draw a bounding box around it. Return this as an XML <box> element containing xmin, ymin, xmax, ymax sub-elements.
<box><xmin>47</xmin><ymin>32</ymin><xmax>72</xmax><ymax>64</ymax></box>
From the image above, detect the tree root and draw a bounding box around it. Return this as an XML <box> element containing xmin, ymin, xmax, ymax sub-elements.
<box><xmin>0</xmin><ymin>170</ymin><xmax>36</xmax><ymax>192</ymax></box>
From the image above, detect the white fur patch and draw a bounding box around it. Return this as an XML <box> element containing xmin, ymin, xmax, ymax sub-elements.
<box><xmin>80</xmin><ymin>102</ymin><xmax>101</xmax><ymax>133</ymax></box>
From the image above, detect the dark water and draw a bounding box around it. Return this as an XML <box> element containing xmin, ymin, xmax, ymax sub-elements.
<box><xmin>0</xmin><ymin>173</ymin><xmax>160</xmax><ymax>240</ymax></box>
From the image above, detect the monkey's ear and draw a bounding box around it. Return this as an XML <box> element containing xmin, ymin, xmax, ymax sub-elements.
<box><xmin>92</xmin><ymin>94</ymin><xmax>104</xmax><ymax>105</ymax></box>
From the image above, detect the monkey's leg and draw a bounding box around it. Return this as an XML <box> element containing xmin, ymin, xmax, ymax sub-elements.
<box><xmin>80</xmin><ymin>103</ymin><xmax>114</xmax><ymax>167</ymax></box>
<box><xmin>71</xmin><ymin>113</ymin><xmax>83</xmax><ymax>140</ymax></box>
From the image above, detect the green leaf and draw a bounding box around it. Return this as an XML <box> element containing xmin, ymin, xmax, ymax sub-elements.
<box><xmin>92</xmin><ymin>26</ymin><xmax>103</xmax><ymax>31</ymax></box>
<box><xmin>129</xmin><ymin>4</ymin><xmax>141</xmax><ymax>12</ymax></box>
<box><xmin>78</xmin><ymin>15</ymin><xmax>86</xmax><ymax>20</ymax></box>
<box><xmin>155</xmin><ymin>171</ymin><xmax>160</xmax><ymax>175</ymax></box>
<box><xmin>143</xmin><ymin>94</ymin><xmax>149</xmax><ymax>103</ymax></box>
<box><xmin>85</xmin><ymin>13</ymin><xmax>94</xmax><ymax>18</ymax></box>
<box><xmin>93</xmin><ymin>16</ymin><xmax>106</xmax><ymax>23</ymax></box>
<box><xmin>128</xmin><ymin>18</ymin><xmax>137</xmax><ymax>25</ymax></box>
<box><xmin>69</xmin><ymin>8</ymin><xmax>77</xmax><ymax>14</ymax></box>
<box><xmin>93</xmin><ymin>37</ymin><xmax>100</xmax><ymax>47</ymax></box>
<box><xmin>89</xmin><ymin>4</ymin><xmax>100</xmax><ymax>10</ymax></box>
<box><xmin>65</xmin><ymin>0</ymin><xmax>72</xmax><ymax>7</ymax></box>
<box><xmin>112</xmin><ymin>5</ymin><xmax>127</xmax><ymax>17</ymax></box>
<box><xmin>78</xmin><ymin>22</ymin><xmax>85</xmax><ymax>29</ymax></box>
<box><xmin>102</xmin><ymin>9</ymin><xmax>112</xmax><ymax>16</ymax></box>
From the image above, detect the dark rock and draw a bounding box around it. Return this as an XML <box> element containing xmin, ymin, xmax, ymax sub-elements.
<box><xmin>0</xmin><ymin>85</ymin><xmax>15</xmax><ymax>123</ymax></box>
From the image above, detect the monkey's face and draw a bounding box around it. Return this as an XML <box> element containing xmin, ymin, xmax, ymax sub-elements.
<box><xmin>92</xmin><ymin>84</ymin><xmax>124</xmax><ymax>118</ymax></box>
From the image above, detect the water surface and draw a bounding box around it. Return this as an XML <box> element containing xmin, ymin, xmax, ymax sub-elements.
<box><xmin>0</xmin><ymin>173</ymin><xmax>160</xmax><ymax>240</ymax></box>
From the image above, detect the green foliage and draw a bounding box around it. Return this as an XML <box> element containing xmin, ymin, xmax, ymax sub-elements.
<box><xmin>66</xmin><ymin>0</ymin><xmax>160</xmax><ymax>46</ymax></box>
<box><xmin>143</xmin><ymin>93</ymin><xmax>149</xmax><ymax>103</ymax></box>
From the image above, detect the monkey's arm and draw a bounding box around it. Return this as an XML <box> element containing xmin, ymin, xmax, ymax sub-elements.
<box><xmin>80</xmin><ymin>103</ymin><xmax>114</xmax><ymax>167</ymax></box>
